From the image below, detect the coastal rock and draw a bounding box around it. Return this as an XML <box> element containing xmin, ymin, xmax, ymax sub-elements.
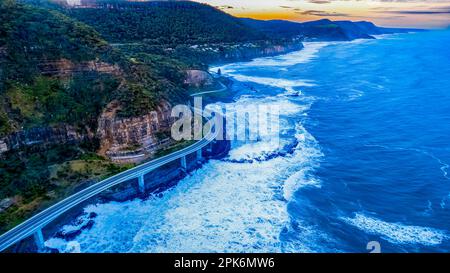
<box><xmin>0</xmin><ymin>198</ymin><xmax>14</xmax><ymax>213</ymax></box>
<box><xmin>54</xmin><ymin>219</ymin><xmax>95</xmax><ymax>241</ymax></box>
<box><xmin>96</xmin><ymin>100</ymin><xmax>174</xmax><ymax>162</ymax></box>
<box><xmin>184</xmin><ymin>70</ymin><xmax>214</xmax><ymax>88</ymax></box>
<box><xmin>218</xmin><ymin>42</ymin><xmax>304</xmax><ymax>62</ymax></box>
<box><xmin>184</xmin><ymin>40</ymin><xmax>304</xmax><ymax>64</ymax></box>
<box><xmin>0</xmin><ymin>140</ymin><xmax>7</xmax><ymax>153</ymax></box>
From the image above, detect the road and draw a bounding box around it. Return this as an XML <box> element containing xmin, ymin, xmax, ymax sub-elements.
<box><xmin>189</xmin><ymin>81</ymin><xmax>227</xmax><ymax>97</ymax></box>
<box><xmin>0</xmin><ymin>126</ymin><xmax>218</xmax><ymax>252</ymax></box>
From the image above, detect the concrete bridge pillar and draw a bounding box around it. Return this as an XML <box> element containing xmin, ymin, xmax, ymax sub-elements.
<box><xmin>196</xmin><ymin>149</ymin><xmax>202</xmax><ymax>161</ymax></box>
<box><xmin>138</xmin><ymin>175</ymin><xmax>145</xmax><ymax>193</ymax></box>
<box><xmin>181</xmin><ymin>156</ymin><xmax>187</xmax><ymax>170</ymax></box>
<box><xmin>207</xmin><ymin>143</ymin><xmax>213</xmax><ymax>153</ymax></box>
<box><xmin>33</xmin><ymin>228</ymin><xmax>45</xmax><ymax>252</ymax></box>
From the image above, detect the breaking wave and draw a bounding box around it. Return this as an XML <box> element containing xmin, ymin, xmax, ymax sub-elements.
<box><xmin>341</xmin><ymin>213</ymin><xmax>448</xmax><ymax>246</ymax></box>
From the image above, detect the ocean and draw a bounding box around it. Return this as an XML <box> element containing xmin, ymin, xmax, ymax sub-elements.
<box><xmin>46</xmin><ymin>30</ymin><xmax>450</xmax><ymax>253</ymax></box>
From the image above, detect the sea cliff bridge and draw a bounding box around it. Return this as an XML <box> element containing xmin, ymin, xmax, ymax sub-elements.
<box><xmin>0</xmin><ymin>121</ymin><xmax>219</xmax><ymax>252</ymax></box>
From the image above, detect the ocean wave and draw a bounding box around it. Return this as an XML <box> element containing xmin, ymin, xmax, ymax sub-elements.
<box><xmin>228</xmin><ymin>75</ymin><xmax>316</xmax><ymax>93</ymax></box>
<box><xmin>46</xmin><ymin>158</ymin><xmax>296</xmax><ymax>252</ymax></box>
<box><xmin>224</xmin><ymin>140</ymin><xmax>297</xmax><ymax>163</ymax></box>
<box><xmin>211</xmin><ymin>42</ymin><xmax>326</xmax><ymax>96</ymax></box>
<box><xmin>220</xmin><ymin>97</ymin><xmax>311</xmax><ymax>163</ymax></box>
<box><xmin>341</xmin><ymin>213</ymin><xmax>448</xmax><ymax>246</ymax></box>
<box><xmin>211</xmin><ymin>42</ymin><xmax>331</xmax><ymax>76</ymax></box>
<box><xmin>45</xmin><ymin>111</ymin><xmax>322</xmax><ymax>253</ymax></box>
<box><xmin>364</xmin><ymin>144</ymin><xmax>450</xmax><ymax>180</ymax></box>
<box><xmin>280</xmin><ymin>219</ymin><xmax>341</xmax><ymax>253</ymax></box>
<box><xmin>247</xmin><ymin>42</ymin><xmax>331</xmax><ymax>68</ymax></box>
<box><xmin>373</xmin><ymin>33</ymin><xmax>404</xmax><ymax>40</ymax></box>
<box><xmin>283</xmin><ymin>169</ymin><xmax>321</xmax><ymax>201</ymax></box>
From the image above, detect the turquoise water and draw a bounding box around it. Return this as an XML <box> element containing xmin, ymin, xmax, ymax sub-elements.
<box><xmin>47</xmin><ymin>31</ymin><xmax>450</xmax><ymax>253</ymax></box>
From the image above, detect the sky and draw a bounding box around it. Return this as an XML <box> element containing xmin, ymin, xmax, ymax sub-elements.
<box><xmin>193</xmin><ymin>0</ymin><xmax>450</xmax><ymax>28</ymax></box>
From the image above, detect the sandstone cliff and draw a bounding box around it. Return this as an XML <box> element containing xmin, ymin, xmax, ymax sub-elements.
<box><xmin>37</xmin><ymin>58</ymin><xmax>122</xmax><ymax>77</ymax></box>
<box><xmin>96</xmin><ymin>100</ymin><xmax>174</xmax><ymax>163</ymax></box>
<box><xmin>220</xmin><ymin>42</ymin><xmax>304</xmax><ymax>61</ymax></box>
<box><xmin>0</xmin><ymin>100</ymin><xmax>175</xmax><ymax>163</ymax></box>
<box><xmin>0</xmin><ymin>125</ymin><xmax>84</xmax><ymax>153</ymax></box>
<box><xmin>184</xmin><ymin>70</ymin><xmax>214</xmax><ymax>88</ymax></box>
<box><xmin>184</xmin><ymin>40</ymin><xmax>305</xmax><ymax>64</ymax></box>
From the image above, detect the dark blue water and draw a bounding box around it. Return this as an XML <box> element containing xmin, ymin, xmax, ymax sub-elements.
<box><xmin>282</xmin><ymin>31</ymin><xmax>450</xmax><ymax>252</ymax></box>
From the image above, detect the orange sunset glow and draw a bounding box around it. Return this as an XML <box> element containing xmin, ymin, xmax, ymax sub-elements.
<box><xmin>193</xmin><ymin>0</ymin><xmax>450</xmax><ymax>28</ymax></box>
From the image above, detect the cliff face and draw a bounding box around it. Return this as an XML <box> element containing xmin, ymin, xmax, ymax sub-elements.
<box><xmin>221</xmin><ymin>42</ymin><xmax>304</xmax><ymax>61</ymax></box>
<box><xmin>0</xmin><ymin>100</ymin><xmax>175</xmax><ymax>163</ymax></box>
<box><xmin>0</xmin><ymin>125</ymin><xmax>84</xmax><ymax>153</ymax></box>
<box><xmin>185</xmin><ymin>41</ymin><xmax>304</xmax><ymax>64</ymax></box>
<box><xmin>184</xmin><ymin>70</ymin><xmax>214</xmax><ymax>88</ymax></box>
<box><xmin>0</xmin><ymin>57</ymin><xmax>123</xmax><ymax>153</ymax></box>
<box><xmin>96</xmin><ymin>100</ymin><xmax>174</xmax><ymax>162</ymax></box>
<box><xmin>37</xmin><ymin>58</ymin><xmax>122</xmax><ymax>77</ymax></box>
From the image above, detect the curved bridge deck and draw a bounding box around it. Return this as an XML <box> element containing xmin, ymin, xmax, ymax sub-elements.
<box><xmin>0</xmin><ymin>128</ymin><xmax>218</xmax><ymax>252</ymax></box>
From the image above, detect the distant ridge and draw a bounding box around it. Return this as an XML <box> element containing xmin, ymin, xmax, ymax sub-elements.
<box><xmin>240</xmin><ymin>17</ymin><xmax>423</xmax><ymax>41</ymax></box>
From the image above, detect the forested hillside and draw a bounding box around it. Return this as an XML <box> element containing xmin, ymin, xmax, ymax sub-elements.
<box><xmin>0</xmin><ymin>0</ymin><xmax>190</xmax><ymax>135</ymax></box>
<box><xmin>0</xmin><ymin>0</ymin><xmax>189</xmax><ymax>231</ymax></box>
<box><xmin>63</xmin><ymin>1</ymin><xmax>267</xmax><ymax>45</ymax></box>
<box><xmin>1</xmin><ymin>0</ymin><xmax>118</xmax><ymax>133</ymax></box>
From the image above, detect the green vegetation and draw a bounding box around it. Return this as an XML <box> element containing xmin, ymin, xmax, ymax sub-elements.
<box><xmin>0</xmin><ymin>0</ymin><xmax>116</xmax><ymax>84</ymax></box>
<box><xmin>1</xmin><ymin>1</ymin><xmax>118</xmax><ymax>132</ymax></box>
<box><xmin>63</xmin><ymin>1</ymin><xmax>266</xmax><ymax>45</ymax></box>
<box><xmin>0</xmin><ymin>1</ymin><xmax>192</xmax><ymax>132</ymax></box>
<box><xmin>0</xmin><ymin>143</ymin><xmax>134</xmax><ymax>233</ymax></box>
<box><xmin>5</xmin><ymin>74</ymin><xmax>120</xmax><ymax>129</ymax></box>
<box><xmin>115</xmin><ymin>53</ymin><xmax>189</xmax><ymax>117</ymax></box>
<box><xmin>0</xmin><ymin>144</ymin><xmax>82</xmax><ymax>200</ymax></box>
<box><xmin>0</xmin><ymin>108</ymin><xmax>13</xmax><ymax>136</ymax></box>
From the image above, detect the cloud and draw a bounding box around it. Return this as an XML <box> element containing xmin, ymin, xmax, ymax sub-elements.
<box><xmin>389</xmin><ymin>10</ymin><xmax>450</xmax><ymax>14</ymax></box>
<box><xmin>376</xmin><ymin>5</ymin><xmax>450</xmax><ymax>15</ymax></box>
<box><xmin>307</xmin><ymin>0</ymin><xmax>332</xmax><ymax>4</ymax></box>
<box><xmin>296</xmin><ymin>10</ymin><xmax>350</xmax><ymax>17</ymax></box>
<box><xmin>217</xmin><ymin>5</ymin><xmax>234</xmax><ymax>10</ymax></box>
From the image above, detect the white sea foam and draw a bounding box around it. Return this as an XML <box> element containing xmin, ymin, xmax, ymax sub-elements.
<box><xmin>341</xmin><ymin>213</ymin><xmax>448</xmax><ymax>246</ymax></box>
<box><xmin>228</xmin><ymin>75</ymin><xmax>316</xmax><ymax>93</ymax></box>
<box><xmin>218</xmin><ymin>39</ymin><xmax>375</xmax><ymax>98</ymax></box>
<box><xmin>210</xmin><ymin>42</ymin><xmax>328</xmax><ymax>94</ymax></box>
<box><xmin>245</xmin><ymin>42</ymin><xmax>330</xmax><ymax>67</ymax></box>
<box><xmin>45</xmin><ymin>94</ymin><xmax>322</xmax><ymax>253</ymax></box>
<box><xmin>211</xmin><ymin>42</ymin><xmax>331</xmax><ymax>75</ymax></box>
<box><xmin>372</xmin><ymin>33</ymin><xmax>403</xmax><ymax>40</ymax></box>
<box><xmin>46</xmin><ymin>41</ymin><xmax>328</xmax><ymax>253</ymax></box>
<box><xmin>283</xmin><ymin>169</ymin><xmax>321</xmax><ymax>201</ymax></box>
<box><xmin>46</xmin><ymin>150</ymin><xmax>321</xmax><ymax>252</ymax></box>
<box><xmin>222</xmin><ymin>97</ymin><xmax>310</xmax><ymax>162</ymax></box>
